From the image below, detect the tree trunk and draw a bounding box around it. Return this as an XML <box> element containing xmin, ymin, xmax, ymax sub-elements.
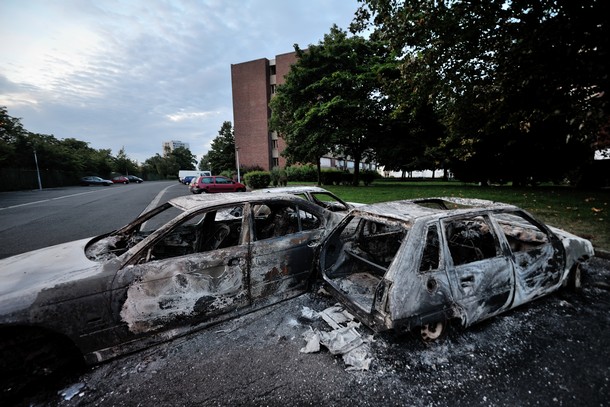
<box><xmin>352</xmin><ymin>156</ymin><xmax>361</xmax><ymax>186</ymax></box>
<box><xmin>316</xmin><ymin>158</ymin><xmax>322</xmax><ymax>186</ymax></box>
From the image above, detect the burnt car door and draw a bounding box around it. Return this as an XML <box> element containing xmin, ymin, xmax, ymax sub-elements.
<box><xmin>442</xmin><ymin>214</ymin><xmax>515</xmax><ymax>325</ymax></box>
<box><xmin>114</xmin><ymin>204</ymin><xmax>250</xmax><ymax>335</ymax></box>
<box><xmin>248</xmin><ymin>201</ymin><xmax>325</xmax><ymax>304</ymax></box>
<box><xmin>491</xmin><ymin>211</ymin><xmax>565</xmax><ymax>307</ymax></box>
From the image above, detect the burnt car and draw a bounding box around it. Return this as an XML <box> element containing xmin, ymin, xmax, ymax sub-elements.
<box><xmin>318</xmin><ymin>197</ymin><xmax>594</xmax><ymax>341</ymax></box>
<box><xmin>0</xmin><ymin>193</ymin><xmax>341</xmax><ymax>397</ymax></box>
<box><xmin>259</xmin><ymin>186</ymin><xmax>358</xmax><ymax>213</ymax></box>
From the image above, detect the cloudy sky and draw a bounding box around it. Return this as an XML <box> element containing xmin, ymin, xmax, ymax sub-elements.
<box><xmin>0</xmin><ymin>0</ymin><xmax>360</xmax><ymax>165</ymax></box>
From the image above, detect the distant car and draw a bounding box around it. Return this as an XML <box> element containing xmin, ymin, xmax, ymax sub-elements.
<box><xmin>80</xmin><ymin>176</ymin><xmax>113</xmax><ymax>186</ymax></box>
<box><xmin>112</xmin><ymin>176</ymin><xmax>130</xmax><ymax>184</ymax></box>
<box><xmin>190</xmin><ymin>176</ymin><xmax>247</xmax><ymax>194</ymax></box>
<box><xmin>126</xmin><ymin>175</ymin><xmax>143</xmax><ymax>183</ymax></box>
<box><xmin>0</xmin><ymin>193</ymin><xmax>340</xmax><ymax>399</ymax></box>
<box><xmin>318</xmin><ymin>197</ymin><xmax>595</xmax><ymax>342</ymax></box>
<box><xmin>182</xmin><ymin>175</ymin><xmax>197</xmax><ymax>185</ymax></box>
<box><xmin>258</xmin><ymin>186</ymin><xmax>356</xmax><ymax>212</ymax></box>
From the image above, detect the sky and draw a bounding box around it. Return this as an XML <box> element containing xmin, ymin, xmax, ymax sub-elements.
<box><xmin>0</xmin><ymin>0</ymin><xmax>361</xmax><ymax>165</ymax></box>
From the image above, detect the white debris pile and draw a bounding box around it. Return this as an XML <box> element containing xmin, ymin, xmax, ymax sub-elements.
<box><xmin>299</xmin><ymin>304</ymin><xmax>373</xmax><ymax>371</ymax></box>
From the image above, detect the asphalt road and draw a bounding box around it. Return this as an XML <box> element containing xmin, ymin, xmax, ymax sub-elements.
<box><xmin>0</xmin><ymin>181</ymin><xmax>188</xmax><ymax>259</ymax></box>
<box><xmin>2</xmin><ymin>183</ymin><xmax>609</xmax><ymax>406</ymax></box>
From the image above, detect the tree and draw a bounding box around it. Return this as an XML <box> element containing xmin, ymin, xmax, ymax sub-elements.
<box><xmin>203</xmin><ymin>121</ymin><xmax>236</xmax><ymax>175</ymax></box>
<box><xmin>170</xmin><ymin>146</ymin><xmax>197</xmax><ymax>170</ymax></box>
<box><xmin>354</xmin><ymin>0</ymin><xmax>609</xmax><ymax>185</ymax></box>
<box><xmin>270</xmin><ymin>26</ymin><xmax>389</xmax><ymax>185</ymax></box>
<box><xmin>113</xmin><ymin>147</ymin><xmax>139</xmax><ymax>175</ymax></box>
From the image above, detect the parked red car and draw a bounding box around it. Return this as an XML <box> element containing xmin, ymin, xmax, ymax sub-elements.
<box><xmin>112</xmin><ymin>176</ymin><xmax>130</xmax><ymax>184</ymax></box>
<box><xmin>189</xmin><ymin>176</ymin><xmax>246</xmax><ymax>194</ymax></box>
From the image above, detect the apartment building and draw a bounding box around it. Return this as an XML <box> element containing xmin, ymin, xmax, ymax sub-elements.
<box><xmin>162</xmin><ymin>140</ymin><xmax>190</xmax><ymax>156</ymax></box>
<box><xmin>230</xmin><ymin>52</ymin><xmax>297</xmax><ymax>171</ymax></box>
<box><xmin>231</xmin><ymin>52</ymin><xmax>377</xmax><ymax>173</ymax></box>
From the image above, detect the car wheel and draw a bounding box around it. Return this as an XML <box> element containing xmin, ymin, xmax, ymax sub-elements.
<box><xmin>567</xmin><ymin>263</ymin><xmax>582</xmax><ymax>291</ymax></box>
<box><xmin>419</xmin><ymin>320</ymin><xmax>447</xmax><ymax>342</ymax></box>
<box><xmin>0</xmin><ymin>329</ymin><xmax>84</xmax><ymax>403</ymax></box>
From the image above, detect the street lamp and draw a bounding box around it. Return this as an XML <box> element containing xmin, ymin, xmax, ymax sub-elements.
<box><xmin>33</xmin><ymin>149</ymin><xmax>42</xmax><ymax>190</ymax></box>
<box><xmin>235</xmin><ymin>146</ymin><xmax>241</xmax><ymax>183</ymax></box>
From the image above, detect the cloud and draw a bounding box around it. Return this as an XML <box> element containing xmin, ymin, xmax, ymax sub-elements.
<box><xmin>0</xmin><ymin>0</ymin><xmax>360</xmax><ymax>164</ymax></box>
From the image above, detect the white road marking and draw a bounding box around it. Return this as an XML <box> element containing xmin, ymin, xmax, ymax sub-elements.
<box><xmin>0</xmin><ymin>190</ymin><xmax>105</xmax><ymax>211</ymax></box>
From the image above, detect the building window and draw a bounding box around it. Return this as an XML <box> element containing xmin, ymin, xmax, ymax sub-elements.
<box><xmin>270</xmin><ymin>84</ymin><xmax>276</xmax><ymax>94</ymax></box>
<box><xmin>272</xmin><ymin>140</ymin><xmax>278</xmax><ymax>149</ymax></box>
<box><xmin>269</xmin><ymin>65</ymin><xmax>276</xmax><ymax>75</ymax></box>
<box><xmin>273</xmin><ymin>158</ymin><xmax>279</xmax><ymax>167</ymax></box>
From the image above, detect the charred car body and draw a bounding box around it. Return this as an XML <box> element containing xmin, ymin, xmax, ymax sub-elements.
<box><xmin>318</xmin><ymin>197</ymin><xmax>594</xmax><ymax>341</ymax></box>
<box><xmin>258</xmin><ymin>186</ymin><xmax>356</xmax><ymax>213</ymax></box>
<box><xmin>0</xmin><ymin>193</ymin><xmax>341</xmax><ymax>396</ymax></box>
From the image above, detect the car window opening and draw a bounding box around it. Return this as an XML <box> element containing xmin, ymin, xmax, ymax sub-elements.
<box><xmin>445</xmin><ymin>216</ymin><xmax>498</xmax><ymax>266</ymax></box>
<box><xmin>323</xmin><ymin>217</ymin><xmax>408</xmax><ymax>312</ymax></box>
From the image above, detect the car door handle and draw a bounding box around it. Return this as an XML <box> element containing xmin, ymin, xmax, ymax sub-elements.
<box><xmin>460</xmin><ymin>275</ymin><xmax>475</xmax><ymax>287</ymax></box>
<box><xmin>307</xmin><ymin>239</ymin><xmax>319</xmax><ymax>248</ymax></box>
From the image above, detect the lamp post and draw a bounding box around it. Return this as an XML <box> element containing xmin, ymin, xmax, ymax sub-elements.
<box><xmin>33</xmin><ymin>149</ymin><xmax>42</xmax><ymax>190</ymax></box>
<box><xmin>235</xmin><ymin>146</ymin><xmax>241</xmax><ymax>183</ymax></box>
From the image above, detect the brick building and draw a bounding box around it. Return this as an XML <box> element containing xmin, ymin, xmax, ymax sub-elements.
<box><xmin>231</xmin><ymin>52</ymin><xmax>377</xmax><ymax>173</ymax></box>
<box><xmin>230</xmin><ymin>52</ymin><xmax>297</xmax><ymax>171</ymax></box>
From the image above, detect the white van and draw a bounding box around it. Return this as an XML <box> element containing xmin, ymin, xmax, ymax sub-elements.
<box><xmin>178</xmin><ymin>170</ymin><xmax>211</xmax><ymax>183</ymax></box>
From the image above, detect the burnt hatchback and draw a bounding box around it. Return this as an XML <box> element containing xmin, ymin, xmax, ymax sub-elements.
<box><xmin>0</xmin><ymin>193</ymin><xmax>340</xmax><ymax>398</ymax></box>
<box><xmin>318</xmin><ymin>198</ymin><xmax>594</xmax><ymax>341</ymax></box>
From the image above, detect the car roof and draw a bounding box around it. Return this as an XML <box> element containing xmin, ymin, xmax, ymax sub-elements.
<box><xmin>351</xmin><ymin>197</ymin><xmax>518</xmax><ymax>223</ymax></box>
<box><xmin>257</xmin><ymin>186</ymin><xmax>334</xmax><ymax>195</ymax></box>
<box><xmin>167</xmin><ymin>192</ymin><xmax>313</xmax><ymax>212</ymax></box>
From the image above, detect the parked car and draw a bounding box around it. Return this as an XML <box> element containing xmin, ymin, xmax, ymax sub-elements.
<box><xmin>190</xmin><ymin>175</ymin><xmax>247</xmax><ymax>194</ymax></box>
<box><xmin>182</xmin><ymin>175</ymin><xmax>197</xmax><ymax>185</ymax></box>
<box><xmin>126</xmin><ymin>175</ymin><xmax>144</xmax><ymax>183</ymax></box>
<box><xmin>79</xmin><ymin>176</ymin><xmax>113</xmax><ymax>186</ymax></box>
<box><xmin>318</xmin><ymin>197</ymin><xmax>594</xmax><ymax>341</ymax></box>
<box><xmin>112</xmin><ymin>176</ymin><xmax>130</xmax><ymax>184</ymax></box>
<box><xmin>258</xmin><ymin>186</ymin><xmax>356</xmax><ymax>212</ymax></box>
<box><xmin>0</xmin><ymin>193</ymin><xmax>341</xmax><ymax>399</ymax></box>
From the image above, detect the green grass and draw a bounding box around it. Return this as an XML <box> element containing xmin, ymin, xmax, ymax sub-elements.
<box><xmin>291</xmin><ymin>180</ymin><xmax>610</xmax><ymax>251</ymax></box>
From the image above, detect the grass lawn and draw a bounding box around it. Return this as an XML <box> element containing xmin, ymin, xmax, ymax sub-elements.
<box><xmin>291</xmin><ymin>180</ymin><xmax>610</xmax><ymax>252</ymax></box>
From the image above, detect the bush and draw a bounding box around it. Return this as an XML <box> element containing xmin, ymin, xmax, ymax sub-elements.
<box><xmin>320</xmin><ymin>169</ymin><xmax>345</xmax><ymax>185</ymax></box>
<box><xmin>244</xmin><ymin>171</ymin><xmax>271</xmax><ymax>189</ymax></box>
<box><xmin>270</xmin><ymin>167</ymin><xmax>288</xmax><ymax>187</ymax></box>
<box><xmin>285</xmin><ymin>164</ymin><xmax>317</xmax><ymax>182</ymax></box>
<box><xmin>360</xmin><ymin>170</ymin><xmax>380</xmax><ymax>186</ymax></box>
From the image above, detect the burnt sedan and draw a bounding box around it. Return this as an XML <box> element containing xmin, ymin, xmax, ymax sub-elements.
<box><xmin>0</xmin><ymin>193</ymin><xmax>340</xmax><ymax>398</ymax></box>
<box><xmin>318</xmin><ymin>197</ymin><xmax>594</xmax><ymax>341</ymax></box>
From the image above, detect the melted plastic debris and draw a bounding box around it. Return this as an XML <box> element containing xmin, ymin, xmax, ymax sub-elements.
<box><xmin>300</xmin><ymin>304</ymin><xmax>372</xmax><ymax>370</ymax></box>
<box><xmin>300</xmin><ymin>306</ymin><xmax>320</xmax><ymax>321</ymax></box>
<box><xmin>58</xmin><ymin>382</ymin><xmax>86</xmax><ymax>401</ymax></box>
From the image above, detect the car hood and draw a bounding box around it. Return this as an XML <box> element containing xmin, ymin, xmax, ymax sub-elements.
<box><xmin>0</xmin><ymin>238</ymin><xmax>103</xmax><ymax>314</ymax></box>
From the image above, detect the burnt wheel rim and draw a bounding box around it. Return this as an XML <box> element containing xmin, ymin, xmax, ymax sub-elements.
<box><xmin>420</xmin><ymin>321</ymin><xmax>445</xmax><ymax>342</ymax></box>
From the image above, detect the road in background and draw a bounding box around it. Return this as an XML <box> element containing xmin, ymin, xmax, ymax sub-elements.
<box><xmin>0</xmin><ymin>181</ymin><xmax>189</xmax><ymax>259</ymax></box>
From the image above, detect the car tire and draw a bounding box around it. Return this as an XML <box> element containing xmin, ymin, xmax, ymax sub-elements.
<box><xmin>418</xmin><ymin>320</ymin><xmax>447</xmax><ymax>342</ymax></box>
<box><xmin>0</xmin><ymin>329</ymin><xmax>84</xmax><ymax>403</ymax></box>
<box><xmin>567</xmin><ymin>263</ymin><xmax>582</xmax><ymax>291</ymax></box>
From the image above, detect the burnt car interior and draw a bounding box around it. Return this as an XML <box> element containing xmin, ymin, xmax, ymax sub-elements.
<box><xmin>86</xmin><ymin>201</ymin><xmax>323</xmax><ymax>263</ymax></box>
<box><xmin>322</xmin><ymin>217</ymin><xmax>408</xmax><ymax>312</ymax></box>
<box><xmin>445</xmin><ymin>216</ymin><xmax>499</xmax><ymax>266</ymax></box>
